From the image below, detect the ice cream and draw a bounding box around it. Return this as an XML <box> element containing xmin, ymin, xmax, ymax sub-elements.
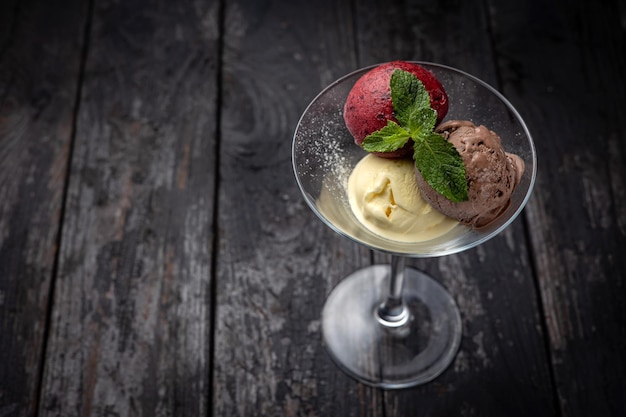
<box><xmin>348</xmin><ymin>154</ymin><xmax>458</xmax><ymax>242</ymax></box>
<box><xmin>343</xmin><ymin>61</ymin><xmax>448</xmax><ymax>159</ymax></box>
<box><xmin>415</xmin><ymin>120</ymin><xmax>525</xmax><ymax>228</ymax></box>
<box><xmin>341</xmin><ymin>61</ymin><xmax>526</xmax><ymax>237</ymax></box>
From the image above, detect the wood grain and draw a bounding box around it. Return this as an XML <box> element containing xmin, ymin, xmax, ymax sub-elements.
<box><xmin>490</xmin><ymin>0</ymin><xmax>626</xmax><ymax>415</ymax></box>
<box><xmin>213</xmin><ymin>0</ymin><xmax>384</xmax><ymax>415</ymax></box>
<box><xmin>37</xmin><ymin>0</ymin><xmax>221</xmax><ymax>415</ymax></box>
<box><xmin>0</xmin><ymin>0</ymin><xmax>86</xmax><ymax>415</ymax></box>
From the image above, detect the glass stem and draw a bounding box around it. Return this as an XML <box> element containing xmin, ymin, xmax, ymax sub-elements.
<box><xmin>377</xmin><ymin>255</ymin><xmax>409</xmax><ymax>326</ymax></box>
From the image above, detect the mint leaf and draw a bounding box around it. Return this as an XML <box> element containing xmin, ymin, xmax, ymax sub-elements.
<box><xmin>407</xmin><ymin>107</ymin><xmax>437</xmax><ymax>141</ymax></box>
<box><xmin>390</xmin><ymin>69</ymin><xmax>431</xmax><ymax>128</ymax></box>
<box><xmin>414</xmin><ymin>133</ymin><xmax>468</xmax><ymax>202</ymax></box>
<box><xmin>362</xmin><ymin>120</ymin><xmax>411</xmax><ymax>153</ymax></box>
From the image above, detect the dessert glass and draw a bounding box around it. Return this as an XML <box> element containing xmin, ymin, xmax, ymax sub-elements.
<box><xmin>292</xmin><ymin>62</ymin><xmax>536</xmax><ymax>388</ymax></box>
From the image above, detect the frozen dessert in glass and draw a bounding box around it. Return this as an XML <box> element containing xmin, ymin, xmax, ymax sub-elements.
<box><xmin>292</xmin><ymin>60</ymin><xmax>536</xmax><ymax>389</ymax></box>
<box><xmin>343</xmin><ymin>60</ymin><xmax>525</xmax><ymax>237</ymax></box>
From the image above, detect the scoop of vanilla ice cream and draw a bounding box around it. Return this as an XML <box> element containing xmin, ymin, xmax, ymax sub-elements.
<box><xmin>348</xmin><ymin>154</ymin><xmax>458</xmax><ymax>242</ymax></box>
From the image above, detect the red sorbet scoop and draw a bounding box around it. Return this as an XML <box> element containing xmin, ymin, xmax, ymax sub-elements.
<box><xmin>343</xmin><ymin>61</ymin><xmax>448</xmax><ymax>158</ymax></box>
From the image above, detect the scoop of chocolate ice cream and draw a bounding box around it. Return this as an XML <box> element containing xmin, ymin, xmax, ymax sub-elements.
<box><xmin>415</xmin><ymin>120</ymin><xmax>524</xmax><ymax>228</ymax></box>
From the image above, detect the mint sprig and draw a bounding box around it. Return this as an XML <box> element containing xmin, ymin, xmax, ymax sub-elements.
<box><xmin>362</xmin><ymin>69</ymin><xmax>468</xmax><ymax>202</ymax></box>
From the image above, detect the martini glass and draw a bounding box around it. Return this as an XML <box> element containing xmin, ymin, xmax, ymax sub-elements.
<box><xmin>292</xmin><ymin>62</ymin><xmax>536</xmax><ymax>388</ymax></box>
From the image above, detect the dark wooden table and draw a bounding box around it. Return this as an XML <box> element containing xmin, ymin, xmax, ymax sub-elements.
<box><xmin>1</xmin><ymin>0</ymin><xmax>625</xmax><ymax>415</ymax></box>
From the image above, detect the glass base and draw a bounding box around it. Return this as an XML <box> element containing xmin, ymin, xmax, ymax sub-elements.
<box><xmin>322</xmin><ymin>265</ymin><xmax>462</xmax><ymax>389</ymax></box>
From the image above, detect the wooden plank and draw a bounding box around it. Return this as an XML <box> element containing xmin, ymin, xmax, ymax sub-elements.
<box><xmin>37</xmin><ymin>0</ymin><xmax>221</xmax><ymax>415</ymax></box>
<box><xmin>489</xmin><ymin>0</ymin><xmax>626</xmax><ymax>415</ymax></box>
<box><xmin>0</xmin><ymin>1</ymin><xmax>86</xmax><ymax>415</ymax></box>
<box><xmin>356</xmin><ymin>0</ymin><xmax>558</xmax><ymax>415</ymax></box>
<box><xmin>213</xmin><ymin>0</ymin><xmax>388</xmax><ymax>415</ymax></box>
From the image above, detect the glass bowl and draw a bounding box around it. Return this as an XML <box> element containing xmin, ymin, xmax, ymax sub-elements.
<box><xmin>293</xmin><ymin>62</ymin><xmax>536</xmax><ymax>257</ymax></box>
